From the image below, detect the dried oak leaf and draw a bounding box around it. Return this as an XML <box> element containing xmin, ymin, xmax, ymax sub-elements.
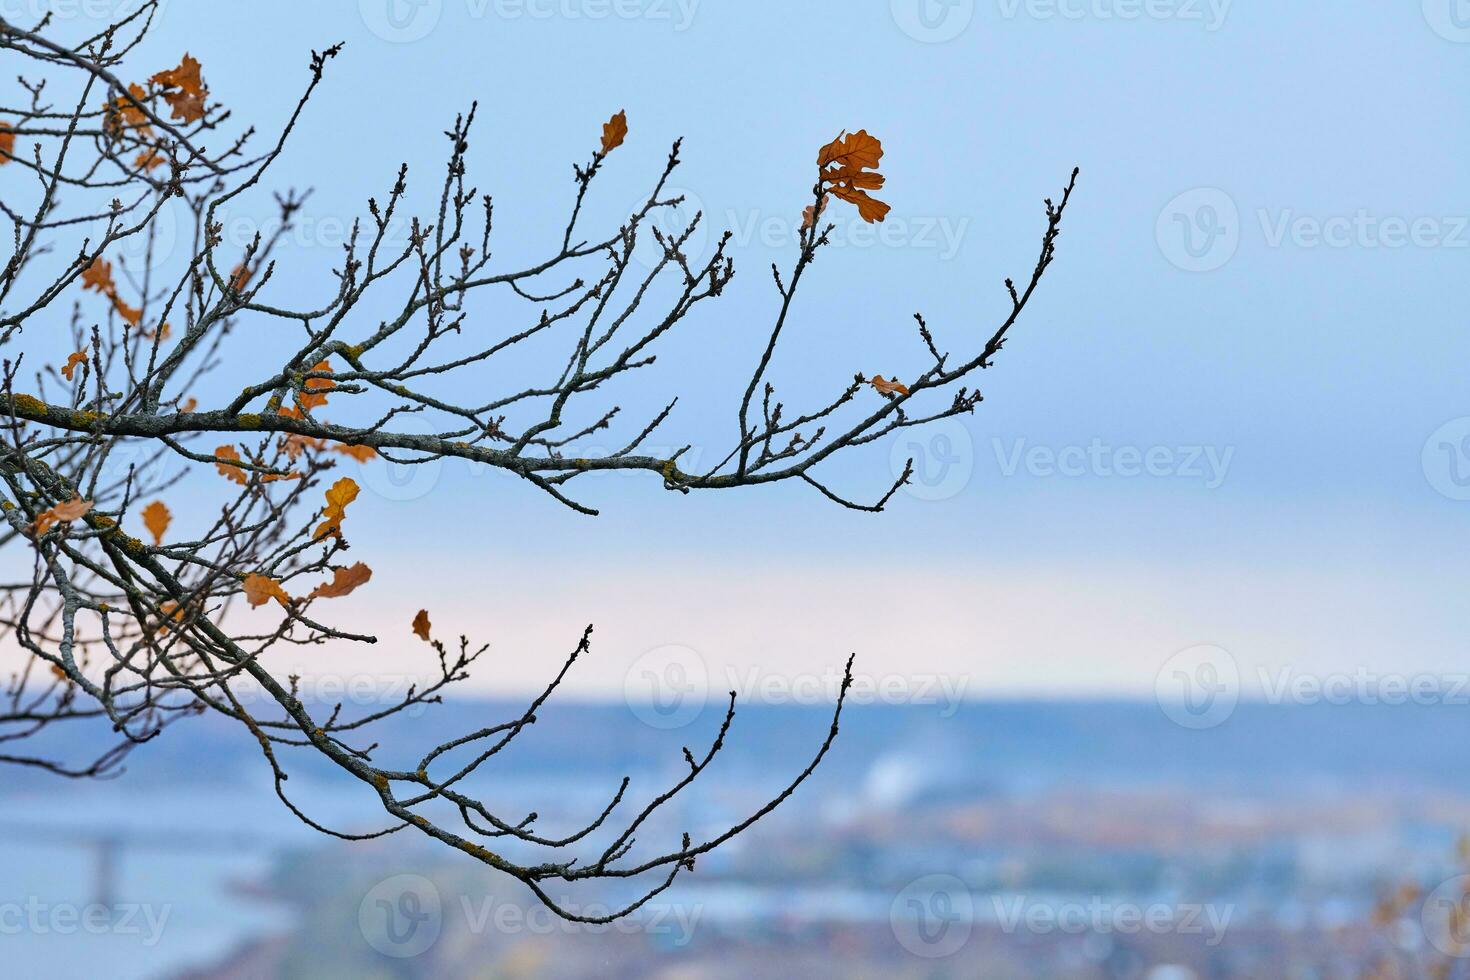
<box><xmin>33</xmin><ymin>497</ymin><xmax>93</xmax><ymax>537</ymax></box>
<box><xmin>310</xmin><ymin>562</ymin><xmax>373</xmax><ymax>600</ymax></box>
<box><xmin>298</xmin><ymin>359</ymin><xmax>334</xmax><ymax>410</ymax></box>
<box><xmin>134</xmin><ymin>147</ymin><xmax>166</xmax><ymax>172</ymax></box>
<box><xmin>601</xmin><ymin>110</ymin><xmax>628</xmax><ymax>154</ymax></box>
<box><xmin>104</xmin><ymin>83</ymin><xmax>153</xmax><ymax>137</ymax></box>
<box><xmin>242</xmin><ymin>573</ymin><xmax>291</xmax><ymax>608</ymax></box>
<box><xmin>313</xmin><ymin>476</ymin><xmax>360</xmax><ymax>540</ymax></box>
<box><xmin>214</xmin><ymin>445</ymin><xmax>249</xmax><ymax>485</ymax></box>
<box><xmin>869</xmin><ymin>375</ymin><xmax>910</xmax><ymax>397</ymax></box>
<box><xmin>412</xmin><ymin>609</ymin><xmax>431</xmax><ymax>642</ymax></box>
<box><xmin>331</xmin><ymin>443</ymin><xmax>376</xmax><ymax>463</ymax></box>
<box><xmin>61</xmin><ymin>350</ymin><xmax>88</xmax><ymax>381</ymax></box>
<box><xmin>141</xmin><ymin>500</ymin><xmax>171</xmax><ymax>545</ymax></box>
<box><xmin>817</xmin><ymin>130</ymin><xmax>891</xmax><ymax>224</ymax></box>
<box><xmin>0</xmin><ymin>121</ymin><xmax>13</xmax><ymax>164</ymax></box>
<box><xmin>230</xmin><ymin>263</ymin><xmax>252</xmax><ymax>291</ymax></box>
<box><xmin>81</xmin><ymin>257</ymin><xmax>115</xmax><ymax>294</ymax></box>
<box><xmin>150</xmin><ymin>54</ymin><xmax>208</xmax><ymax>124</ymax></box>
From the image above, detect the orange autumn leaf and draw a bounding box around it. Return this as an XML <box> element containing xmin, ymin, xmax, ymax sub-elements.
<box><xmin>134</xmin><ymin>147</ymin><xmax>165</xmax><ymax>172</ymax></box>
<box><xmin>817</xmin><ymin>129</ymin><xmax>891</xmax><ymax>224</ymax></box>
<box><xmin>309</xmin><ymin>562</ymin><xmax>372</xmax><ymax>600</ymax></box>
<box><xmin>143</xmin><ymin>320</ymin><xmax>171</xmax><ymax>341</ymax></box>
<box><xmin>112</xmin><ymin>294</ymin><xmax>144</xmax><ymax>326</ymax></box>
<box><xmin>180</xmin><ymin>397</ymin><xmax>198</xmax><ymax>412</ymax></box>
<box><xmin>33</xmin><ymin>496</ymin><xmax>93</xmax><ymax>537</ymax></box>
<box><xmin>801</xmin><ymin>198</ymin><xmax>827</xmax><ymax>232</ymax></box>
<box><xmin>869</xmin><ymin>375</ymin><xmax>910</xmax><ymax>397</ymax></box>
<box><xmin>141</xmin><ymin>500</ymin><xmax>171</xmax><ymax>545</ymax></box>
<box><xmin>104</xmin><ymin>83</ymin><xmax>153</xmax><ymax>137</ymax></box>
<box><xmin>412</xmin><ymin>609</ymin><xmax>431</xmax><ymax>642</ymax></box>
<box><xmin>313</xmin><ymin>476</ymin><xmax>360</xmax><ymax>540</ymax></box>
<box><xmin>281</xmin><ymin>433</ymin><xmax>325</xmax><ymax>461</ymax></box>
<box><xmin>81</xmin><ymin>257</ymin><xmax>115</xmax><ymax>294</ymax></box>
<box><xmin>151</xmin><ymin>54</ymin><xmax>207</xmax><ymax>124</ymax></box>
<box><xmin>817</xmin><ymin>130</ymin><xmax>883</xmax><ymax>172</ymax></box>
<box><xmin>0</xmin><ymin>121</ymin><xmax>13</xmax><ymax>164</ymax></box>
<box><xmin>150</xmin><ymin>54</ymin><xmax>204</xmax><ymax>95</ymax></box>
<box><xmin>331</xmin><ymin>443</ymin><xmax>376</xmax><ymax>463</ymax></box>
<box><xmin>242</xmin><ymin>572</ymin><xmax>291</xmax><ymax>608</ymax></box>
<box><xmin>213</xmin><ymin>445</ymin><xmax>249</xmax><ymax>485</ymax></box>
<box><xmin>298</xmin><ymin>359</ymin><xmax>335</xmax><ymax>410</ymax></box>
<box><xmin>230</xmin><ymin>263</ymin><xmax>251</xmax><ymax>291</ymax></box>
<box><xmin>600</xmin><ymin>110</ymin><xmax>628</xmax><ymax>154</ymax></box>
<box><xmin>61</xmin><ymin>350</ymin><xmax>88</xmax><ymax>381</ymax></box>
<box><xmin>277</xmin><ymin>404</ymin><xmax>302</xmax><ymax>419</ymax></box>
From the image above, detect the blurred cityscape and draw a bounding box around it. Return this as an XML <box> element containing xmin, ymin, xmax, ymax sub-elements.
<box><xmin>4</xmin><ymin>697</ymin><xmax>1470</xmax><ymax>978</ymax></box>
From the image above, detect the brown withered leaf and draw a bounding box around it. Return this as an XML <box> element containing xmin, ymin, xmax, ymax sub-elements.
<box><xmin>0</xmin><ymin>121</ymin><xmax>14</xmax><ymax>164</ymax></box>
<box><xmin>33</xmin><ymin>497</ymin><xmax>93</xmax><ymax>537</ymax></box>
<box><xmin>61</xmin><ymin>350</ymin><xmax>88</xmax><ymax>381</ymax></box>
<box><xmin>817</xmin><ymin>130</ymin><xmax>883</xmax><ymax>172</ymax></box>
<box><xmin>242</xmin><ymin>573</ymin><xmax>291</xmax><ymax>608</ymax></box>
<box><xmin>151</xmin><ymin>54</ymin><xmax>204</xmax><ymax>95</ymax></box>
<box><xmin>104</xmin><ymin>83</ymin><xmax>153</xmax><ymax>137</ymax></box>
<box><xmin>801</xmin><ymin>198</ymin><xmax>827</xmax><ymax>232</ymax></box>
<box><xmin>81</xmin><ymin>257</ymin><xmax>115</xmax><ymax>294</ymax></box>
<box><xmin>298</xmin><ymin>359</ymin><xmax>334</xmax><ymax>410</ymax></box>
<box><xmin>309</xmin><ymin>562</ymin><xmax>373</xmax><ymax>600</ymax></box>
<box><xmin>151</xmin><ymin>55</ymin><xmax>208</xmax><ymax>124</ymax></box>
<box><xmin>230</xmin><ymin>263</ymin><xmax>251</xmax><ymax>291</ymax></box>
<box><xmin>869</xmin><ymin>375</ymin><xmax>910</xmax><ymax>397</ymax></box>
<box><xmin>412</xmin><ymin>609</ymin><xmax>431</xmax><ymax>642</ymax></box>
<box><xmin>313</xmin><ymin>476</ymin><xmax>360</xmax><ymax>540</ymax></box>
<box><xmin>134</xmin><ymin>147</ymin><xmax>165</xmax><ymax>172</ymax></box>
<box><xmin>141</xmin><ymin>500</ymin><xmax>171</xmax><ymax>545</ymax></box>
<box><xmin>601</xmin><ymin>110</ymin><xmax>628</xmax><ymax>154</ymax></box>
<box><xmin>817</xmin><ymin>130</ymin><xmax>890</xmax><ymax>224</ymax></box>
<box><xmin>214</xmin><ymin>445</ymin><xmax>249</xmax><ymax>485</ymax></box>
<box><xmin>331</xmin><ymin>443</ymin><xmax>376</xmax><ymax>463</ymax></box>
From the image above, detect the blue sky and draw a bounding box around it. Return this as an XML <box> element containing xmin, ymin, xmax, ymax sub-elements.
<box><xmin>17</xmin><ymin>0</ymin><xmax>1470</xmax><ymax>698</ymax></box>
